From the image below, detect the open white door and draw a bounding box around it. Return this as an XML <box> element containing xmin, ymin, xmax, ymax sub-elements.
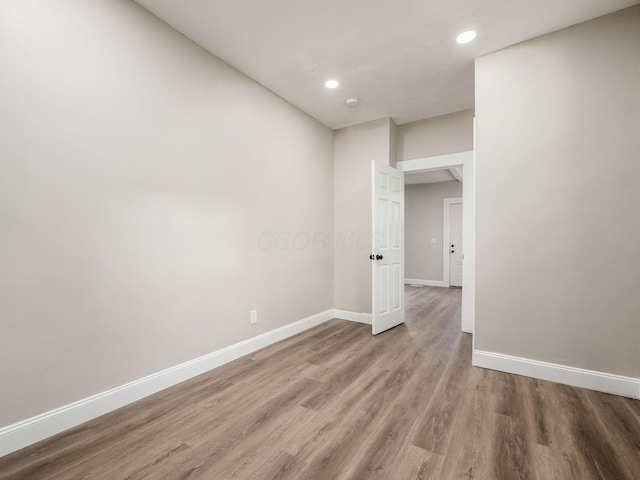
<box><xmin>372</xmin><ymin>161</ymin><xmax>405</xmax><ymax>335</ymax></box>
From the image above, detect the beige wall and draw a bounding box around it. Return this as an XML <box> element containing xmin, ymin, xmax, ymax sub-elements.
<box><xmin>405</xmin><ymin>182</ymin><xmax>463</xmax><ymax>281</ymax></box>
<box><xmin>334</xmin><ymin>118</ymin><xmax>395</xmax><ymax>313</ymax></box>
<box><xmin>389</xmin><ymin>119</ymin><xmax>398</xmax><ymax>167</ymax></box>
<box><xmin>397</xmin><ymin>109</ymin><xmax>474</xmax><ymax>161</ymax></box>
<box><xmin>475</xmin><ymin>6</ymin><xmax>640</xmax><ymax>378</ymax></box>
<box><xmin>0</xmin><ymin>0</ymin><xmax>334</xmax><ymax>427</ymax></box>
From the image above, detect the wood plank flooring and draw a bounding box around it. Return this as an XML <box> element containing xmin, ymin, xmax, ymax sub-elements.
<box><xmin>1</xmin><ymin>286</ymin><xmax>639</xmax><ymax>479</ymax></box>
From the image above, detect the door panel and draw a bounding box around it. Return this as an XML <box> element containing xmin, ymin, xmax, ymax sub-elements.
<box><xmin>372</xmin><ymin>162</ymin><xmax>405</xmax><ymax>335</ymax></box>
<box><xmin>449</xmin><ymin>202</ymin><xmax>463</xmax><ymax>287</ymax></box>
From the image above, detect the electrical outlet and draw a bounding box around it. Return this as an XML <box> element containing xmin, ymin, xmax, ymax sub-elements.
<box><xmin>431</xmin><ymin>238</ymin><xmax>437</xmax><ymax>244</ymax></box>
<box><xmin>250</xmin><ymin>310</ymin><xmax>257</xmax><ymax>324</ymax></box>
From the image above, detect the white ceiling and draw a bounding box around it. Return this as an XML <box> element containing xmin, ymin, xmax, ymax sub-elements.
<box><xmin>135</xmin><ymin>0</ymin><xmax>639</xmax><ymax>129</ymax></box>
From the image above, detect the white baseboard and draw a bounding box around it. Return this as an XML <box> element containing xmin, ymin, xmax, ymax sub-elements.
<box><xmin>405</xmin><ymin>278</ymin><xmax>446</xmax><ymax>287</ymax></box>
<box><xmin>0</xmin><ymin>309</ymin><xmax>335</xmax><ymax>458</ymax></box>
<box><xmin>473</xmin><ymin>350</ymin><xmax>640</xmax><ymax>400</ymax></box>
<box><xmin>333</xmin><ymin>309</ymin><xmax>372</xmax><ymax>325</ymax></box>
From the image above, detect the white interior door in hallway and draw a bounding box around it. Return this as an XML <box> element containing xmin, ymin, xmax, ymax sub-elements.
<box><xmin>372</xmin><ymin>161</ymin><xmax>405</xmax><ymax>335</ymax></box>
<box><xmin>448</xmin><ymin>200</ymin><xmax>463</xmax><ymax>287</ymax></box>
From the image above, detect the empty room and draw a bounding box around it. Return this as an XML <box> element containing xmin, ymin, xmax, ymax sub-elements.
<box><xmin>1</xmin><ymin>1</ymin><xmax>639</xmax><ymax>479</ymax></box>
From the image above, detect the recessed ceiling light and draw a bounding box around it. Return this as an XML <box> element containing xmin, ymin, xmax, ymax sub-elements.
<box><xmin>456</xmin><ymin>30</ymin><xmax>476</xmax><ymax>44</ymax></box>
<box><xmin>325</xmin><ymin>80</ymin><xmax>340</xmax><ymax>89</ymax></box>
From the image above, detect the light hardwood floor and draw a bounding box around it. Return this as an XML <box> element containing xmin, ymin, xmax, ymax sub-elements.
<box><xmin>1</xmin><ymin>286</ymin><xmax>639</xmax><ymax>479</ymax></box>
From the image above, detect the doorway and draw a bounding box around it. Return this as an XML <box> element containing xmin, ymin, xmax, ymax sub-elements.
<box><xmin>396</xmin><ymin>151</ymin><xmax>475</xmax><ymax>334</ymax></box>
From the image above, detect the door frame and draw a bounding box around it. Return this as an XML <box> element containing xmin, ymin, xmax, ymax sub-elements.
<box><xmin>443</xmin><ymin>197</ymin><xmax>463</xmax><ymax>288</ymax></box>
<box><xmin>397</xmin><ymin>150</ymin><xmax>475</xmax><ymax>334</ymax></box>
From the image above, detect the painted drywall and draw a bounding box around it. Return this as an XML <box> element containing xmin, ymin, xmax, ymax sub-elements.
<box><xmin>389</xmin><ymin>119</ymin><xmax>398</xmax><ymax>167</ymax></box>
<box><xmin>0</xmin><ymin>0</ymin><xmax>334</xmax><ymax>427</ymax></box>
<box><xmin>405</xmin><ymin>182</ymin><xmax>463</xmax><ymax>282</ymax></box>
<box><xmin>397</xmin><ymin>109</ymin><xmax>474</xmax><ymax>161</ymax></box>
<box><xmin>334</xmin><ymin>118</ymin><xmax>395</xmax><ymax>314</ymax></box>
<box><xmin>475</xmin><ymin>6</ymin><xmax>640</xmax><ymax>378</ymax></box>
